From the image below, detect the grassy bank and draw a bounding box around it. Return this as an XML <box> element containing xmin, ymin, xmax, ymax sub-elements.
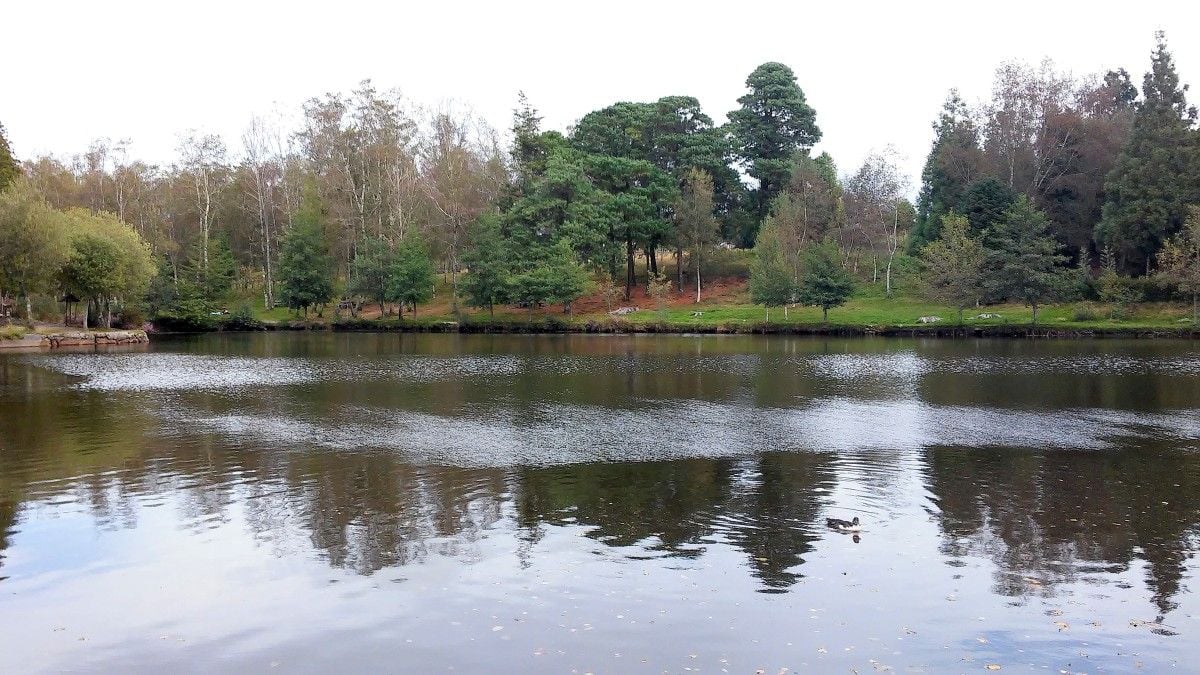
<box><xmin>196</xmin><ymin>283</ymin><xmax>1200</xmax><ymax>338</ymax></box>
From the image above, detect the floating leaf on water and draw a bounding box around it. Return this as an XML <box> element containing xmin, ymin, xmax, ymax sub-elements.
<box><xmin>985</xmin><ymin>666</ymin><xmax>1001</xmax><ymax>671</ymax></box>
<box><xmin>1054</xmin><ymin>621</ymin><xmax>1069</xmax><ymax>631</ymax></box>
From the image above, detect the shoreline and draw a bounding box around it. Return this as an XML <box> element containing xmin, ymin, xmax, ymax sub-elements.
<box><xmin>152</xmin><ymin>318</ymin><xmax>1198</xmax><ymax>340</ymax></box>
<box><xmin>0</xmin><ymin>329</ymin><xmax>150</xmax><ymax>350</ymax></box>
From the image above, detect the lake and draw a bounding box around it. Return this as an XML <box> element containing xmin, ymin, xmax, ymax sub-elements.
<box><xmin>1</xmin><ymin>333</ymin><xmax>1198</xmax><ymax>673</ymax></box>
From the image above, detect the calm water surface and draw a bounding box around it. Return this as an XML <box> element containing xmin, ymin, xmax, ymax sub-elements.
<box><xmin>1</xmin><ymin>333</ymin><xmax>1199</xmax><ymax>673</ymax></box>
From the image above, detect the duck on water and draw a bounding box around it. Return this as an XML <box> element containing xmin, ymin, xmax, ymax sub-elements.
<box><xmin>826</xmin><ymin>516</ymin><xmax>861</xmax><ymax>532</ymax></box>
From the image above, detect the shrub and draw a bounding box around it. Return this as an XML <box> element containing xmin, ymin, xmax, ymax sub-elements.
<box><xmin>116</xmin><ymin>303</ymin><xmax>146</xmax><ymax>329</ymax></box>
<box><xmin>221</xmin><ymin>303</ymin><xmax>265</xmax><ymax>331</ymax></box>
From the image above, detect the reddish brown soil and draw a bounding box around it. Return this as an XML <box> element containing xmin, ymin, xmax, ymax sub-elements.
<box><xmin>351</xmin><ymin>276</ymin><xmax>751</xmax><ymax>320</ymax></box>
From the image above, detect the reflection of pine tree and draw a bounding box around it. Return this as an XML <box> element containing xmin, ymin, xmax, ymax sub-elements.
<box><xmin>515</xmin><ymin>459</ymin><xmax>736</xmax><ymax>556</ymax></box>
<box><xmin>923</xmin><ymin>446</ymin><xmax>1200</xmax><ymax>613</ymax></box>
<box><xmin>722</xmin><ymin>453</ymin><xmax>836</xmax><ymax>591</ymax></box>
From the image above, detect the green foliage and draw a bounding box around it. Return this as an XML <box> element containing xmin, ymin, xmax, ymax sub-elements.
<box><xmin>61</xmin><ymin>234</ymin><xmax>121</xmax><ymax>317</ymax></box>
<box><xmin>58</xmin><ymin>208</ymin><xmax>155</xmax><ymax>327</ymax></box>
<box><xmin>983</xmin><ymin>197</ymin><xmax>1074</xmax><ymax>324</ymax></box>
<box><xmin>579</xmin><ymin>152</ymin><xmax>676</xmax><ymax>291</ymax></box>
<box><xmin>277</xmin><ymin>188</ymin><xmax>335</xmax><ymax>316</ymax></box>
<box><xmin>184</xmin><ymin>234</ymin><xmax>237</xmax><ymax>302</ymax></box>
<box><xmin>729</xmin><ymin>62</ymin><xmax>821</xmax><ymax>223</ymax></box>
<box><xmin>223</xmin><ymin>303</ymin><xmax>265</xmax><ymax>331</ymax></box>
<box><xmin>921</xmin><ymin>213</ymin><xmax>986</xmax><ymax>323</ymax></box>
<box><xmin>543</xmin><ymin>240</ymin><xmax>591</xmax><ymax>312</ymax></box>
<box><xmin>460</xmin><ymin>215</ymin><xmax>510</xmax><ymax>316</ymax></box>
<box><xmin>762</xmin><ymin>151</ymin><xmax>843</xmax><ymax>252</ymax></box>
<box><xmin>145</xmin><ymin>257</ymin><xmax>182</xmax><ymax>315</ymax></box>
<box><xmin>749</xmin><ymin>222</ymin><xmax>796</xmax><ymax>320</ymax></box>
<box><xmin>1097</xmin><ymin>245</ymin><xmax>1143</xmax><ymax>316</ymax></box>
<box><xmin>0</xmin><ymin>122</ymin><xmax>19</xmax><ymax>192</ymax></box>
<box><xmin>795</xmin><ymin>239</ymin><xmax>855</xmax><ymax>323</ymax></box>
<box><xmin>0</xmin><ymin>180</ymin><xmax>68</xmax><ymax>322</ymax></box>
<box><xmin>507</xmin><ymin>240</ymin><xmax>590</xmax><ymax>315</ymax></box>
<box><xmin>674</xmin><ymin>168</ymin><xmax>718</xmax><ymax>300</ymax></box>
<box><xmin>960</xmin><ymin>177</ymin><xmax>1018</xmax><ymax>234</ymax></box>
<box><xmin>1097</xmin><ymin>32</ymin><xmax>1199</xmax><ymax>274</ymax></box>
<box><xmin>386</xmin><ymin>236</ymin><xmax>435</xmax><ymax>317</ymax></box>
<box><xmin>510</xmin><ymin>91</ymin><xmax>546</xmax><ymax>193</ymax></box>
<box><xmin>349</xmin><ymin>235</ymin><xmax>394</xmax><ymax>314</ymax></box>
<box><xmin>504</xmin><ymin>144</ymin><xmax>615</xmax><ymax>271</ymax></box>
<box><xmin>911</xmin><ymin>92</ymin><xmax>983</xmax><ymax>249</ymax></box>
<box><xmin>1157</xmin><ymin>206</ymin><xmax>1200</xmax><ymax>321</ymax></box>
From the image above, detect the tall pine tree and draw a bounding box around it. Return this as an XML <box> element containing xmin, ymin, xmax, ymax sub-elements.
<box><xmin>984</xmin><ymin>197</ymin><xmax>1073</xmax><ymax>325</ymax></box>
<box><xmin>277</xmin><ymin>187</ymin><xmax>334</xmax><ymax>316</ymax></box>
<box><xmin>1097</xmin><ymin>32</ymin><xmax>1199</xmax><ymax>275</ymax></box>
<box><xmin>911</xmin><ymin>92</ymin><xmax>984</xmax><ymax>249</ymax></box>
<box><xmin>729</xmin><ymin>62</ymin><xmax>821</xmax><ymax>228</ymax></box>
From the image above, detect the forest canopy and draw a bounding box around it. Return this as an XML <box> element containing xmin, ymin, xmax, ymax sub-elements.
<box><xmin>1</xmin><ymin>32</ymin><xmax>1198</xmax><ymax>329</ymax></box>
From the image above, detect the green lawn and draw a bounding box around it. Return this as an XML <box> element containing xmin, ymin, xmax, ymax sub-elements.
<box><xmin>240</xmin><ymin>288</ymin><xmax>1198</xmax><ymax>333</ymax></box>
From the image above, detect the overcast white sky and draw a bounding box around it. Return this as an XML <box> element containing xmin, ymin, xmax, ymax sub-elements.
<box><xmin>3</xmin><ymin>1</ymin><xmax>1197</xmax><ymax>187</ymax></box>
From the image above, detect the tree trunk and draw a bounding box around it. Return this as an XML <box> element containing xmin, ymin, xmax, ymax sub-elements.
<box><xmin>83</xmin><ymin>300</ymin><xmax>89</xmax><ymax>329</ymax></box>
<box><xmin>644</xmin><ymin>250</ymin><xmax>653</xmax><ymax>294</ymax></box>
<box><xmin>695</xmin><ymin>263</ymin><xmax>701</xmax><ymax>304</ymax></box>
<box><xmin>449</xmin><ymin>247</ymin><xmax>459</xmax><ymax>316</ymax></box>
<box><xmin>675</xmin><ymin>247</ymin><xmax>684</xmax><ymax>292</ymax></box>
<box><xmin>765</xmin><ymin>307</ymin><xmax>769</xmax><ymax>322</ymax></box>
<box><xmin>624</xmin><ymin>235</ymin><xmax>635</xmax><ymax>300</ymax></box>
<box><xmin>822</xmin><ymin>306</ymin><xmax>829</xmax><ymax>324</ymax></box>
<box><xmin>1031</xmin><ymin>302</ymin><xmax>1038</xmax><ymax>326</ymax></box>
<box><xmin>24</xmin><ymin>292</ymin><xmax>34</xmax><ymax>329</ymax></box>
<box><xmin>885</xmin><ymin>257</ymin><xmax>894</xmax><ymax>297</ymax></box>
<box><xmin>958</xmin><ymin>307</ymin><xmax>964</xmax><ymax>326</ymax></box>
<box><xmin>784</xmin><ymin>305</ymin><xmax>788</xmax><ymax>320</ymax></box>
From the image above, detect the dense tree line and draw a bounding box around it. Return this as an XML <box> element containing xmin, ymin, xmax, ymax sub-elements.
<box><xmin>1</xmin><ymin>33</ymin><xmax>1198</xmax><ymax>328</ymax></box>
<box><xmin>749</xmin><ymin>32</ymin><xmax>1199</xmax><ymax>324</ymax></box>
